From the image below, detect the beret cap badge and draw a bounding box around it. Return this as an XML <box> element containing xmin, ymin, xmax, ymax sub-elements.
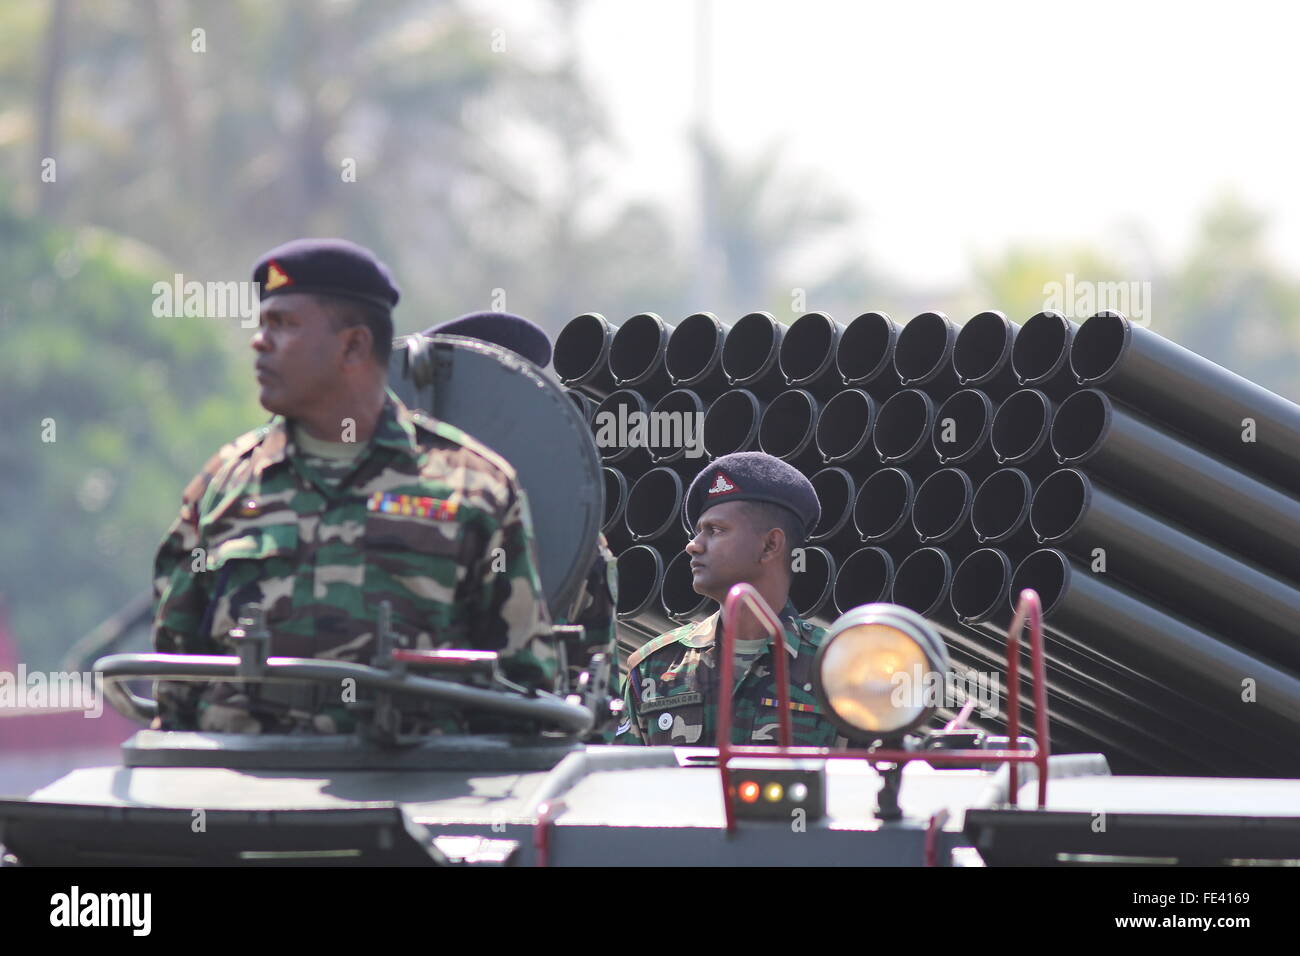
<box><xmin>707</xmin><ymin>472</ymin><xmax>738</xmax><ymax>496</ymax></box>
<box><xmin>263</xmin><ymin>261</ymin><xmax>292</xmax><ymax>292</ymax></box>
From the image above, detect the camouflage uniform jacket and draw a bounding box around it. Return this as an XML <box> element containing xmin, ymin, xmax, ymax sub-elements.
<box><xmin>616</xmin><ymin>601</ymin><xmax>839</xmax><ymax>746</ymax></box>
<box><xmin>555</xmin><ymin>534</ymin><xmax>617</xmax><ymax>664</ymax></box>
<box><xmin>554</xmin><ymin>533</ymin><xmax>618</xmax><ymax>740</ymax></box>
<box><xmin>151</xmin><ymin>389</ymin><xmax>553</xmax><ymax>731</ymax></box>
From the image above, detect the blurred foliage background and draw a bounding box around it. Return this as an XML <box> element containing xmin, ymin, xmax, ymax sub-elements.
<box><xmin>2</xmin><ymin>0</ymin><xmax>1300</xmax><ymax>668</ymax></box>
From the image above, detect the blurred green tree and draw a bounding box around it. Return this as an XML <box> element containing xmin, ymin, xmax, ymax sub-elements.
<box><xmin>967</xmin><ymin>195</ymin><xmax>1300</xmax><ymax>402</ymax></box>
<box><xmin>1163</xmin><ymin>194</ymin><xmax>1300</xmax><ymax>402</ymax></box>
<box><xmin>0</xmin><ymin>201</ymin><xmax>263</xmax><ymax>669</ymax></box>
<box><xmin>0</xmin><ymin>0</ymin><xmax>687</xmax><ymax>337</ymax></box>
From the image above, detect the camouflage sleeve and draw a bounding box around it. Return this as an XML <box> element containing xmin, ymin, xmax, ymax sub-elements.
<box><xmin>151</xmin><ymin>464</ymin><xmax>222</xmax><ymax>728</ymax></box>
<box><xmin>471</xmin><ymin>482</ymin><xmax>555</xmax><ymax>690</ymax></box>
<box><xmin>615</xmin><ymin>665</ymin><xmax>646</xmax><ymax>745</ymax></box>
<box><xmin>570</xmin><ymin>535</ymin><xmax>618</xmax><ymax>658</ymax></box>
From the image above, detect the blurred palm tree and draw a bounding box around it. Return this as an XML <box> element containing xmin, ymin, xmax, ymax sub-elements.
<box><xmin>693</xmin><ymin>130</ymin><xmax>885</xmax><ymax>325</ymax></box>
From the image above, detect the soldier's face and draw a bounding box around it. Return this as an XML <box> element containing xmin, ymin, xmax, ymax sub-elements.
<box><xmin>685</xmin><ymin>501</ymin><xmax>766</xmax><ymax>603</ymax></box>
<box><xmin>251</xmin><ymin>294</ymin><xmax>349</xmax><ymax>417</ymax></box>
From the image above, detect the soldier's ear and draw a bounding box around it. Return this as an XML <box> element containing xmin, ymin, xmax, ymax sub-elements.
<box><xmin>341</xmin><ymin>323</ymin><xmax>374</xmax><ymax>365</ymax></box>
<box><xmin>759</xmin><ymin>526</ymin><xmax>785</xmax><ymax>565</ymax></box>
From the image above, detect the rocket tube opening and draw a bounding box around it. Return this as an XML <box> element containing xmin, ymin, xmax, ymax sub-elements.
<box><xmin>954</xmin><ymin>311</ymin><xmax>1013</xmax><ymax>385</ymax></box>
<box><xmin>1051</xmin><ymin>389</ymin><xmax>1110</xmax><ymax>463</ymax></box>
<box><xmin>837</xmin><ymin>311</ymin><xmax>897</xmax><ymax>384</ymax></box>
<box><xmin>722</xmin><ymin>311</ymin><xmax>781</xmax><ymax>384</ymax></box>
<box><xmin>971</xmin><ymin>468</ymin><xmax>1032</xmax><ymax>542</ymax></box>
<box><xmin>912</xmin><ymin>468</ymin><xmax>974</xmax><ymax>543</ymax></box>
<box><xmin>834</xmin><ymin>547</ymin><xmax>894</xmax><ymax>612</ymax></box>
<box><xmin>1012</xmin><ymin>311</ymin><xmax>1070</xmax><ymax>385</ymax></box>
<box><xmin>648</xmin><ymin>389</ymin><xmax>705</xmax><ymax>462</ymax></box>
<box><xmin>567</xmin><ymin>389</ymin><xmax>595</xmax><ymax>424</ymax></box>
<box><xmin>809</xmin><ymin>468</ymin><xmax>854</xmax><ymax>540</ymax></box>
<box><xmin>933</xmin><ymin>389</ymin><xmax>994</xmax><ymax>463</ymax></box>
<box><xmin>702</xmin><ymin>389</ymin><xmax>761</xmax><ymax>458</ymax></box>
<box><xmin>892</xmin><ymin>547</ymin><xmax>953</xmax><ymax>618</ymax></box>
<box><xmin>816</xmin><ymin>388</ymin><xmax>876</xmax><ymax>462</ymax></box>
<box><xmin>592</xmin><ymin>389</ymin><xmax>649</xmax><ymax>463</ymax></box>
<box><xmin>616</xmin><ymin>545</ymin><xmax>665</xmax><ymax>617</ymax></box>
<box><xmin>661</xmin><ymin>550</ymin><xmax>710</xmax><ymax>619</ymax></box>
<box><xmin>1029</xmin><ymin>468</ymin><xmax>1090</xmax><ymax>543</ymax></box>
<box><xmin>554</xmin><ymin>313</ymin><xmax>613</xmax><ymax>383</ymax></box>
<box><xmin>951</xmin><ymin>548</ymin><xmax>1013</xmax><ymax>624</ymax></box>
<box><xmin>759</xmin><ymin>389</ymin><xmax>818</xmax><ymax>460</ymax></box>
<box><xmin>894</xmin><ymin>311</ymin><xmax>954</xmax><ymax>384</ymax></box>
<box><xmin>666</xmin><ymin>312</ymin><xmax>724</xmax><ymax>385</ymax></box>
<box><xmin>610</xmin><ymin>312</ymin><xmax>669</xmax><ymax>383</ymax></box>
<box><xmin>601</xmin><ymin>467</ymin><xmax>627</xmax><ymax>531</ymax></box>
<box><xmin>855</xmin><ymin>468</ymin><xmax>914</xmax><ymax>540</ymax></box>
<box><xmin>1070</xmin><ymin>311</ymin><xmax>1131</xmax><ymax>384</ymax></box>
<box><xmin>789</xmin><ymin>546</ymin><xmax>834</xmax><ymax>619</ymax></box>
<box><xmin>625</xmin><ymin>467</ymin><xmax>685</xmax><ymax>540</ymax></box>
<box><xmin>991</xmin><ymin>389</ymin><xmax>1051</xmax><ymax>463</ymax></box>
<box><xmin>874</xmin><ymin>389</ymin><xmax>935</xmax><ymax>462</ymax></box>
<box><xmin>780</xmin><ymin>311</ymin><xmax>838</xmax><ymax>383</ymax></box>
<box><xmin>1010</xmin><ymin>549</ymin><xmax>1069</xmax><ymax>617</ymax></box>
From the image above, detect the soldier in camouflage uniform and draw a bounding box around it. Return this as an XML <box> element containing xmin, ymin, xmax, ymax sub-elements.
<box><xmin>617</xmin><ymin>452</ymin><xmax>840</xmax><ymax>747</ymax></box>
<box><xmin>151</xmin><ymin>240</ymin><xmax>553</xmax><ymax>733</ymax></box>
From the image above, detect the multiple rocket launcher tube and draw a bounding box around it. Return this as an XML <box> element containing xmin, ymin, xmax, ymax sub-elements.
<box><xmin>555</xmin><ymin>307</ymin><xmax>1300</xmax><ymax>776</ymax></box>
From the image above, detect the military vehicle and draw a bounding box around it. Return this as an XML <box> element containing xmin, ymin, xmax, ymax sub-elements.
<box><xmin>3</xmin><ymin>328</ymin><xmax>1300</xmax><ymax>867</ymax></box>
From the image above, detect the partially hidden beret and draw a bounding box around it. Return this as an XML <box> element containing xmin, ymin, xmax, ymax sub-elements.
<box><xmin>423</xmin><ymin>311</ymin><xmax>552</xmax><ymax>367</ymax></box>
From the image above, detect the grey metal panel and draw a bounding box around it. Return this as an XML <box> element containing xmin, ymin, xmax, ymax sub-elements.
<box><xmin>388</xmin><ymin>334</ymin><xmax>603</xmax><ymax>618</ymax></box>
<box><xmin>1018</xmin><ymin>775</ymin><xmax>1300</xmax><ymax>816</ymax></box>
<box><xmin>408</xmin><ymin>819</ymin><xmax>962</xmax><ymax>866</ymax></box>
<box><xmin>29</xmin><ymin>766</ymin><xmax>553</xmax><ymax>816</ymax></box>
<box><xmin>531</xmin><ymin>753</ymin><xmax>1001</xmax><ymax>833</ymax></box>
<box><xmin>120</xmin><ymin>730</ymin><xmax>581</xmax><ymax>772</ymax></box>
<box><xmin>541</xmin><ymin>823</ymin><xmax>961</xmax><ymax>866</ymax></box>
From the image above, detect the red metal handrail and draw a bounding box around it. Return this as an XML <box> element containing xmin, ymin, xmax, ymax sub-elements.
<box><xmin>714</xmin><ymin>585</ymin><xmax>1052</xmax><ymax>837</ymax></box>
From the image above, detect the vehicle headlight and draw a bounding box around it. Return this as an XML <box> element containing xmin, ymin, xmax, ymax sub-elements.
<box><xmin>812</xmin><ymin>603</ymin><xmax>951</xmax><ymax>741</ymax></box>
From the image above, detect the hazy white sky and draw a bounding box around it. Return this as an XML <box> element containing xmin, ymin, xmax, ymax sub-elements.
<box><xmin>476</xmin><ymin>0</ymin><xmax>1300</xmax><ymax>287</ymax></box>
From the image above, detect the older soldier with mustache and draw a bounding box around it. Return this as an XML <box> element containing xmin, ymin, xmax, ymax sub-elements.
<box><xmin>150</xmin><ymin>239</ymin><xmax>552</xmax><ymax>733</ymax></box>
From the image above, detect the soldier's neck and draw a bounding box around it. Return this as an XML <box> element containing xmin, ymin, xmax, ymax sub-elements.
<box><xmin>291</xmin><ymin>385</ymin><xmax>386</xmax><ymax>445</ymax></box>
<box><xmin>717</xmin><ymin>580</ymin><xmax>791</xmax><ymax>643</ymax></box>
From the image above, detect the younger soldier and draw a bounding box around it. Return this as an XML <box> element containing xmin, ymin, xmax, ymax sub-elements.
<box><xmin>151</xmin><ymin>240</ymin><xmax>553</xmax><ymax>733</ymax></box>
<box><xmin>617</xmin><ymin>452</ymin><xmax>840</xmax><ymax>746</ymax></box>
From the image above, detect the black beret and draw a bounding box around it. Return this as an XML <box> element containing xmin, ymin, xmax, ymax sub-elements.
<box><xmin>423</xmin><ymin>311</ymin><xmax>552</xmax><ymax>367</ymax></box>
<box><xmin>684</xmin><ymin>452</ymin><xmax>821</xmax><ymax>536</ymax></box>
<box><xmin>253</xmin><ymin>238</ymin><xmax>400</xmax><ymax>311</ymax></box>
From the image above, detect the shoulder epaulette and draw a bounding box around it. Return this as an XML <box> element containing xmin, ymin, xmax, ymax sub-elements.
<box><xmin>410</xmin><ymin>412</ymin><xmax>518</xmax><ymax>480</ymax></box>
<box><xmin>796</xmin><ymin>617</ymin><xmax>827</xmax><ymax>647</ymax></box>
<box><xmin>626</xmin><ymin>624</ymin><xmax>692</xmax><ymax>671</ymax></box>
<box><xmin>180</xmin><ymin>423</ymin><xmax>269</xmax><ymax>506</ymax></box>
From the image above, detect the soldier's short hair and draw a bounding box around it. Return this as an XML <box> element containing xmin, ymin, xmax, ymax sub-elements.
<box><xmin>741</xmin><ymin>499</ymin><xmax>805</xmax><ymax>564</ymax></box>
<box><xmin>318</xmin><ymin>294</ymin><xmax>393</xmax><ymax>366</ymax></box>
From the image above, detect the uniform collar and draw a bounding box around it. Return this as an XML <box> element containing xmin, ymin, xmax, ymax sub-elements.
<box><xmin>250</xmin><ymin>388</ymin><xmax>416</xmax><ymax>476</ymax></box>
<box><xmin>682</xmin><ymin>599</ymin><xmax>804</xmax><ymax>659</ymax></box>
